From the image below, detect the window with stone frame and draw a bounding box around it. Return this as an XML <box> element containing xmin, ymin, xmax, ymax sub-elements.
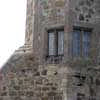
<box><xmin>48</xmin><ymin>28</ymin><xmax>64</xmax><ymax>56</ymax></box>
<box><xmin>72</xmin><ymin>27</ymin><xmax>91</xmax><ymax>58</ymax></box>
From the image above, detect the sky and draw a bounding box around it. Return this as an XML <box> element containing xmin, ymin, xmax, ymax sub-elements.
<box><xmin>0</xmin><ymin>0</ymin><xmax>27</xmax><ymax>68</ymax></box>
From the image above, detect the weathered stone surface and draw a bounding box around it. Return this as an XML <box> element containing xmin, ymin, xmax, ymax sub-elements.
<box><xmin>0</xmin><ymin>0</ymin><xmax>100</xmax><ymax>100</ymax></box>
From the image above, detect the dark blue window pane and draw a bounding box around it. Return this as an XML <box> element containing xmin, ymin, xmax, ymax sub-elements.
<box><xmin>83</xmin><ymin>32</ymin><xmax>90</xmax><ymax>57</ymax></box>
<box><xmin>73</xmin><ymin>31</ymin><xmax>81</xmax><ymax>57</ymax></box>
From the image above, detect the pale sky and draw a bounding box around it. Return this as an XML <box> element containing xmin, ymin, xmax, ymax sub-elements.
<box><xmin>0</xmin><ymin>0</ymin><xmax>27</xmax><ymax>68</ymax></box>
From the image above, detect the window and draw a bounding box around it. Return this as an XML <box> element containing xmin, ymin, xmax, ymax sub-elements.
<box><xmin>72</xmin><ymin>28</ymin><xmax>91</xmax><ymax>58</ymax></box>
<box><xmin>48</xmin><ymin>29</ymin><xmax>64</xmax><ymax>56</ymax></box>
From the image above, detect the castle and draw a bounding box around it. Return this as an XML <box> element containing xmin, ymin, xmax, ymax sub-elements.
<box><xmin>0</xmin><ymin>0</ymin><xmax>100</xmax><ymax>100</ymax></box>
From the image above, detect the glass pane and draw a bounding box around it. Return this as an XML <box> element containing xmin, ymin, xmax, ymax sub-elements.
<box><xmin>73</xmin><ymin>30</ymin><xmax>81</xmax><ymax>57</ymax></box>
<box><xmin>83</xmin><ymin>31</ymin><xmax>90</xmax><ymax>57</ymax></box>
<box><xmin>58</xmin><ymin>31</ymin><xmax>64</xmax><ymax>55</ymax></box>
<box><xmin>48</xmin><ymin>32</ymin><xmax>56</xmax><ymax>55</ymax></box>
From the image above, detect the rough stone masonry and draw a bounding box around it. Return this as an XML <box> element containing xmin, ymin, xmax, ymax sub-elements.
<box><xmin>0</xmin><ymin>0</ymin><xmax>100</xmax><ymax>100</ymax></box>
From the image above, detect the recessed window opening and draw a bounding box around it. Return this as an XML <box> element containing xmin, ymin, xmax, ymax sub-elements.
<box><xmin>48</xmin><ymin>28</ymin><xmax>64</xmax><ymax>56</ymax></box>
<box><xmin>72</xmin><ymin>27</ymin><xmax>92</xmax><ymax>58</ymax></box>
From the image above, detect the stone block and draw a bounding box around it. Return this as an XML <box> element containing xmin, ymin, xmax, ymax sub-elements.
<box><xmin>25</xmin><ymin>91</ymin><xmax>34</xmax><ymax>97</ymax></box>
<box><xmin>13</xmin><ymin>85</ymin><xmax>20</xmax><ymax>90</ymax></box>
<box><xmin>9</xmin><ymin>91</ymin><xmax>17</xmax><ymax>96</ymax></box>
<box><xmin>41</xmin><ymin>70</ymin><xmax>47</xmax><ymax>75</ymax></box>
<box><xmin>0</xmin><ymin>92</ymin><xmax>7</xmax><ymax>96</ymax></box>
<box><xmin>42</xmin><ymin>87</ymin><xmax>50</xmax><ymax>91</ymax></box>
<box><xmin>18</xmin><ymin>91</ymin><xmax>25</xmax><ymax>96</ymax></box>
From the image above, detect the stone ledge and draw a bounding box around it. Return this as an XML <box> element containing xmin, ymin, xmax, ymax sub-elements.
<box><xmin>14</xmin><ymin>44</ymin><xmax>33</xmax><ymax>54</ymax></box>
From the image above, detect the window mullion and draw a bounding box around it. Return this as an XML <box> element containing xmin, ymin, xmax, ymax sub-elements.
<box><xmin>80</xmin><ymin>30</ymin><xmax>83</xmax><ymax>57</ymax></box>
<box><xmin>55</xmin><ymin>29</ymin><xmax>58</xmax><ymax>56</ymax></box>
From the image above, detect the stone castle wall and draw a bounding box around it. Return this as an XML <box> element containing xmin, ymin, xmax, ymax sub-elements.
<box><xmin>33</xmin><ymin>0</ymin><xmax>100</xmax><ymax>62</ymax></box>
<box><xmin>1</xmin><ymin>53</ymin><xmax>100</xmax><ymax>100</ymax></box>
<box><xmin>0</xmin><ymin>0</ymin><xmax>100</xmax><ymax>100</ymax></box>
